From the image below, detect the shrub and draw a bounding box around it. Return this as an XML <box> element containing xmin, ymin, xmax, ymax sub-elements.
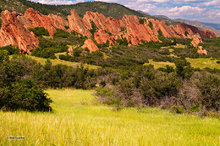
<box><xmin>89</xmin><ymin>21</ymin><xmax>97</xmax><ymax>37</ymax></box>
<box><xmin>54</xmin><ymin>29</ymin><xmax>70</xmax><ymax>38</ymax></box>
<box><xmin>216</xmin><ymin>61</ymin><xmax>220</xmax><ymax>64</ymax></box>
<box><xmin>31</xmin><ymin>47</ymin><xmax>56</xmax><ymax>59</ymax></box>
<box><xmin>174</xmin><ymin>57</ymin><xmax>193</xmax><ymax>79</ymax></box>
<box><xmin>0</xmin><ymin>50</ymin><xmax>9</xmax><ymax>63</ymax></box>
<box><xmin>139</xmin><ymin>19</ymin><xmax>146</xmax><ymax>24</ymax></box>
<box><xmin>0</xmin><ymin>79</ymin><xmax>52</xmax><ymax>112</ymax></box>
<box><xmin>185</xmin><ymin>31</ymin><xmax>189</xmax><ymax>36</ymax></box>
<box><xmin>28</xmin><ymin>27</ymin><xmax>49</xmax><ymax>37</ymax></box>
<box><xmin>148</xmin><ymin>21</ymin><xmax>153</xmax><ymax>30</ymax></box>
<box><xmin>0</xmin><ymin>45</ymin><xmax>20</xmax><ymax>55</ymax></box>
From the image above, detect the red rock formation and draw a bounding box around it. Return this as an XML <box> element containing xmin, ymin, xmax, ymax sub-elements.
<box><xmin>0</xmin><ymin>10</ymin><xmax>39</xmax><ymax>53</ymax></box>
<box><xmin>191</xmin><ymin>34</ymin><xmax>202</xmax><ymax>48</ymax></box>
<box><xmin>68</xmin><ymin>10</ymin><xmax>92</xmax><ymax>38</ymax></box>
<box><xmin>82</xmin><ymin>39</ymin><xmax>99</xmax><ymax>52</ymax></box>
<box><xmin>197</xmin><ymin>46</ymin><xmax>207</xmax><ymax>55</ymax></box>
<box><xmin>204</xmin><ymin>29</ymin><xmax>217</xmax><ymax>38</ymax></box>
<box><xmin>0</xmin><ymin>8</ymin><xmax>217</xmax><ymax>54</ymax></box>
<box><xmin>122</xmin><ymin>15</ymin><xmax>159</xmax><ymax>45</ymax></box>
<box><xmin>68</xmin><ymin>46</ymin><xmax>74</xmax><ymax>55</ymax></box>
<box><xmin>94</xmin><ymin>30</ymin><xmax>110</xmax><ymax>44</ymax></box>
<box><xmin>20</xmin><ymin>8</ymin><xmax>68</xmax><ymax>37</ymax></box>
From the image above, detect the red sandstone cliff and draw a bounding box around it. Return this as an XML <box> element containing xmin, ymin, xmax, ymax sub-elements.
<box><xmin>82</xmin><ymin>39</ymin><xmax>99</xmax><ymax>52</ymax></box>
<box><xmin>0</xmin><ymin>8</ymin><xmax>217</xmax><ymax>54</ymax></box>
<box><xmin>0</xmin><ymin>10</ymin><xmax>39</xmax><ymax>53</ymax></box>
<box><xmin>21</xmin><ymin>8</ymin><xmax>68</xmax><ymax>36</ymax></box>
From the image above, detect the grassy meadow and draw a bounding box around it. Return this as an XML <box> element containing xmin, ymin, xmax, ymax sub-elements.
<box><xmin>0</xmin><ymin>89</ymin><xmax>219</xmax><ymax>146</ymax></box>
<box><xmin>145</xmin><ymin>58</ymin><xmax>220</xmax><ymax>70</ymax></box>
<box><xmin>28</xmin><ymin>55</ymin><xmax>100</xmax><ymax>70</ymax></box>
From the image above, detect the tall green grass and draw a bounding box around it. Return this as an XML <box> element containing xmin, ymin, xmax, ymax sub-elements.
<box><xmin>0</xmin><ymin>89</ymin><xmax>219</xmax><ymax>145</ymax></box>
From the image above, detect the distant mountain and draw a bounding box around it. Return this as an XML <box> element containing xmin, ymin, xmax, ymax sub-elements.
<box><xmin>175</xmin><ymin>19</ymin><xmax>220</xmax><ymax>36</ymax></box>
<box><xmin>153</xmin><ymin>15</ymin><xmax>170</xmax><ymax>20</ymax></box>
<box><xmin>202</xmin><ymin>22</ymin><xmax>220</xmax><ymax>30</ymax></box>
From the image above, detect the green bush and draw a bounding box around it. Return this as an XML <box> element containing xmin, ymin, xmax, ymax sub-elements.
<box><xmin>0</xmin><ymin>45</ymin><xmax>20</xmax><ymax>55</ymax></box>
<box><xmin>54</xmin><ymin>29</ymin><xmax>70</xmax><ymax>38</ymax></box>
<box><xmin>148</xmin><ymin>21</ymin><xmax>153</xmax><ymax>29</ymax></box>
<box><xmin>28</xmin><ymin>27</ymin><xmax>49</xmax><ymax>37</ymax></box>
<box><xmin>0</xmin><ymin>50</ymin><xmax>9</xmax><ymax>63</ymax></box>
<box><xmin>139</xmin><ymin>19</ymin><xmax>146</xmax><ymax>24</ymax></box>
<box><xmin>185</xmin><ymin>31</ymin><xmax>189</xmax><ymax>36</ymax></box>
<box><xmin>31</xmin><ymin>47</ymin><xmax>57</xmax><ymax>59</ymax></box>
<box><xmin>0</xmin><ymin>79</ymin><xmax>52</xmax><ymax>112</ymax></box>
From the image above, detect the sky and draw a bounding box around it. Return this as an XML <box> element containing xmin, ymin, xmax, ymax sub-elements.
<box><xmin>29</xmin><ymin>0</ymin><xmax>220</xmax><ymax>23</ymax></box>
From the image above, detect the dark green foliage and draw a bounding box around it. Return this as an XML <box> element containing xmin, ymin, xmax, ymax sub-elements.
<box><xmin>0</xmin><ymin>55</ymin><xmax>52</xmax><ymax>112</ymax></box>
<box><xmin>54</xmin><ymin>29</ymin><xmax>70</xmax><ymax>38</ymax></box>
<box><xmin>96</xmin><ymin>65</ymin><xmax>220</xmax><ymax>115</ymax></box>
<box><xmin>64</xmin><ymin>26</ymin><xmax>69</xmax><ymax>29</ymax></box>
<box><xmin>0</xmin><ymin>79</ymin><xmax>52</xmax><ymax>112</ymax></box>
<box><xmin>139</xmin><ymin>19</ymin><xmax>146</xmax><ymax>24</ymax></box>
<box><xmin>217</xmin><ymin>61</ymin><xmax>220</xmax><ymax>64</ymax></box>
<box><xmin>89</xmin><ymin>21</ymin><xmax>97</xmax><ymax>37</ymax></box>
<box><xmin>196</xmin><ymin>73</ymin><xmax>220</xmax><ymax>112</ymax></box>
<box><xmin>158</xmin><ymin>29</ymin><xmax>163</xmax><ymax>37</ymax></box>
<box><xmin>0</xmin><ymin>50</ymin><xmax>9</xmax><ymax>63</ymax></box>
<box><xmin>202</xmin><ymin>37</ymin><xmax>220</xmax><ymax>59</ymax></box>
<box><xmin>120</xmin><ymin>27</ymin><xmax>126</xmax><ymax>32</ymax></box>
<box><xmin>116</xmin><ymin>37</ymin><xmax>129</xmax><ymax>46</ymax></box>
<box><xmin>28</xmin><ymin>27</ymin><xmax>49</xmax><ymax>37</ymax></box>
<box><xmin>0</xmin><ymin>45</ymin><xmax>20</xmax><ymax>55</ymax></box>
<box><xmin>31</xmin><ymin>47</ymin><xmax>57</xmax><ymax>59</ymax></box>
<box><xmin>174</xmin><ymin>57</ymin><xmax>193</xmax><ymax>79</ymax></box>
<box><xmin>158</xmin><ymin>65</ymin><xmax>175</xmax><ymax>73</ymax></box>
<box><xmin>148</xmin><ymin>21</ymin><xmax>153</xmax><ymax>30</ymax></box>
<box><xmin>185</xmin><ymin>31</ymin><xmax>189</xmax><ymax>36</ymax></box>
<box><xmin>31</xmin><ymin>38</ymin><xmax>68</xmax><ymax>58</ymax></box>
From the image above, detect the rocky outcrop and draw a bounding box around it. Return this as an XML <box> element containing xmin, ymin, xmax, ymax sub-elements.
<box><xmin>0</xmin><ymin>10</ymin><xmax>39</xmax><ymax>53</ymax></box>
<box><xmin>68</xmin><ymin>10</ymin><xmax>92</xmax><ymax>38</ymax></box>
<box><xmin>82</xmin><ymin>39</ymin><xmax>99</xmax><ymax>52</ymax></box>
<box><xmin>197</xmin><ymin>46</ymin><xmax>207</xmax><ymax>55</ymax></box>
<box><xmin>203</xmin><ymin>29</ymin><xmax>217</xmax><ymax>38</ymax></box>
<box><xmin>0</xmin><ymin>8</ymin><xmax>69</xmax><ymax>52</ymax></box>
<box><xmin>0</xmin><ymin>8</ymin><xmax>217</xmax><ymax>54</ymax></box>
<box><xmin>122</xmin><ymin>16</ymin><xmax>159</xmax><ymax>45</ymax></box>
<box><xmin>21</xmin><ymin>8</ymin><xmax>68</xmax><ymax>36</ymax></box>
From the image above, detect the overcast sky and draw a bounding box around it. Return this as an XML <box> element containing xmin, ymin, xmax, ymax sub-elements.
<box><xmin>29</xmin><ymin>0</ymin><xmax>220</xmax><ymax>23</ymax></box>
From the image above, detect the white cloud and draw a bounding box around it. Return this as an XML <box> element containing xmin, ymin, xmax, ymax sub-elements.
<box><xmin>203</xmin><ymin>0</ymin><xmax>220</xmax><ymax>6</ymax></box>
<box><xmin>29</xmin><ymin>0</ymin><xmax>79</xmax><ymax>5</ymax></box>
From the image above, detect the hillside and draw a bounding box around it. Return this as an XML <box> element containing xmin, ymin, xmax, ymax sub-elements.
<box><xmin>203</xmin><ymin>22</ymin><xmax>220</xmax><ymax>30</ymax></box>
<box><xmin>175</xmin><ymin>19</ymin><xmax>220</xmax><ymax>36</ymax></box>
<box><xmin>0</xmin><ymin>0</ymin><xmax>148</xmax><ymax>19</ymax></box>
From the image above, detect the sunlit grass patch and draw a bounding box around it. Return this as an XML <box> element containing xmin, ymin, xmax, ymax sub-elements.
<box><xmin>1</xmin><ymin>89</ymin><xmax>219</xmax><ymax>145</ymax></box>
<box><xmin>187</xmin><ymin>58</ymin><xmax>220</xmax><ymax>70</ymax></box>
<box><xmin>144</xmin><ymin>59</ymin><xmax>175</xmax><ymax>69</ymax></box>
<box><xmin>28</xmin><ymin>55</ymin><xmax>100</xmax><ymax>69</ymax></box>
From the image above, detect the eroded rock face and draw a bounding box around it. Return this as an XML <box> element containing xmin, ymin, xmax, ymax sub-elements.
<box><xmin>122</xmin><ymin>15</ymin><xmax>159</xmax><ymax>45</ymax></box>
<box><xmin>21</xmin><ymin>8</ymin><xmax>68</xmax><ymax>36</ymax></box>
<box><xmin>82</xmin><ymin>39</ymin><xmax>99</xmax><ymax>52</ymax></box>
<box><xmin>0</xmin><ymin>8</ymin><xmax>217</xmax><ymax>54</ymax></box>
<box><xmin>0</xmin><ymin>10</ymin><xmax>39</xmax><ymax>53</ymax></box>
<box><xmin>68</xmin><ymin>9</ymin><xmax>92</xmax><ymax>38</ymax></box>
<box><xmin>197</xmin><ymin>46</ymin><xmax>207</xmax><ymax>55</ymax></box>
